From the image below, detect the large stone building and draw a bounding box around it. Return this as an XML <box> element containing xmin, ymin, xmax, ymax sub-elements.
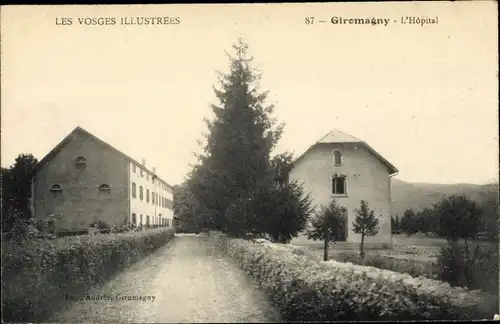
<box><xmin>289</xmin><ymin>129</ymin><xmax>398</xmax><ymax>248</ymax></box>
<box><xmin>29</xmin><ymin>126</ymin><xmax>174</xmax><ymax>234</ymax></box>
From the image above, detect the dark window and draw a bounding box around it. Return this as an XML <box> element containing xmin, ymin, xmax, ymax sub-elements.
<box><xmin>152</xmin><ymin>192</ymin><xmax>155</xmax><ymax>204</ymax></box>
<box><xmin>333</xmin><ymin>150</ymin><xmax>342</xmax><ymax>165</ymax></box>
<box><xmin>140</xmin><ymin>214</ymin><xmax>143</xmax><ymax>225</ymax></box>
<box><xmin>139</xmin><ymin>186</ymin><xmax>144</xmax><ymax>200</ymax></box>
<box><xmin>146</xmin><ymin>189</ymin><xmax>150</xmax><ymax>202</ymax></box>
<box><xmin>75</xmin><ymin>156</ymin><xmax>87</xmax><ymax>169</ymax></box>
<box><xmin>146</xmin><ymin>215</ymin><xmax>150</xmax><ymax>226</ymax></box>
<box><xmin>98</xmin><ymin>184</ymin><xmax>111</xmax><ymax>191</ymax></box>
<box><xmin>132</xmin><ymin>183</ymin><xmax>137</xmax><ymax>198</ymax></box>
<box><xmin>332</xmin><ymin>175</ymin><xmax>347</xmax><ymax>195</ymax></box>
<box><xmin>132</xmin><ymin>213</ymin><xmax>137</xmax><ymax>226</ymax></box>
<box><xmin>50</xmin><ymin>184</ymin><xmax>63</xmax><ymax>192</ymax></box>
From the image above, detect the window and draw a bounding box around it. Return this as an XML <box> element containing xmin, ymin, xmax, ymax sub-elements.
<box><xmin>332</xmin><ymin>174</ymin><xmax>347</xmax><ymax>195</ymax></box>
<box><xmin>146</xmin><ymin>215</ymin><xmax>150</xmax><ymax>226</ymax></box>
<box><xmin>140</xmin><ymin>168</ymin><xmax>144</xmax><ymax>177</ymax></box>
<box><xmin>50</xmin><ymin>184</ymin><xmax>63</xmax><ymax>192</ymax></box>
<box><xmin>333</xmin><ymin>149</ymin><xmax>343</xmax><ymax>166</ymax></box>
<box><xmin>132</xmin><ymin>213</ymin><xmax>137</xmax><ymax>226</ymax></box>
<box><xmin>133</xmin><ymin>163</ymin><xmax>137</xmax><ymax>173</ymax></box>
<box><xmin>140</xmin><ymin>214</ymin><xmax>143</xmax><ymax>225</ymax></box>
<box><xmin>166</xmin><ymin>199</ymin><xmax>173</xmax><ymax>210</ymax></box>
<box><xmin>166</xmin><ymin>219</ymin><xmax>170</xmax><ymax>227</ymax></box>
<box><xmin>75</xmin><ymin>156</ymin><xmax>87</xmax><ymax>169</ymax></box>
<box><xmin>152</xmin><ymin>192</ymin><xmax>155</xmax><ymax>204</ymax></box>
<box><xmin>146</xmin><ymin>189</ymin><xmax>150</xmax><ymax>202</ymax></box>
<box><xmin>98</xmin><ymin>184</ymin><xmax>111</xmax><ymax>191</ymax></box>
<box><xmin>132</xmin><ymin>183</ymin><xmax>137</xmax><ymax>198</ymax></box>
<box><xmin>139</xmin><ymin>186</ymin><xmax>144</xmax><ymax>200</ymax></box>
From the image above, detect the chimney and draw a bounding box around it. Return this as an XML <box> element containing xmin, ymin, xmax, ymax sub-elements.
<box><xmin>141</xmin><ymin>158</ymin><xmax>146</xmax><ymax>166</ymax></box>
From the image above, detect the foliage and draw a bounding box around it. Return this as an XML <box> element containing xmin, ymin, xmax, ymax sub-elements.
<box><xmin>433</xmin><ymin>195</ymin><xmax>482</xmax><ymax>246</ymax></box>
<box><xmin>213</xmin><ymin>233</ymin><xmax>497</xmax><ymax>321</ymax></box>
<box><xmin>352</xmin><ymin>200</ymin><xmax>380</xmax><ymax>257</ymax></box>
<box><xmin>2</xmin><ymin>227</ymin><xmax>175</xmax><ymax>322</ymax></box>
<box><xmin>333</xmin><ymin>251</ymin><xmax>439</xmax><ymax>279</ymax></box>
<box><xmin>1</xmin><ymin>154</ymin><xmax>38</xmax><ymax>232</ymax></box>
<box><xmin>305</xmin><ymin>200</ymin><xmax>346</xmax><ymax>260</ymax></box>
<box><xmin>437</xmin><ymin>244</ymin><xmax>499</xmax><ymax>295</ymax></box>
<box><xmin>89</xmin><ymin>220</ymin><xmax>111</xmax><ymax>234</ymax></box>
<box><xmin>391</xmin><ymin>215</ymin><xmax>401</xmax><ymax>234</ymax></box>
<box><xmin>253</xmin><ymin>179</ymin><xmax>314</xmax><ymax>243</ymax></box>
<box><xmin>182</xmin><ymin>39</ymin><xmax>314</xmax><ymax>240</ymax></box>
<box><xmin>400</xmin><ymin>208</ymin><xmax>418</xmax><ymax>236</ymax></box>
<box><xmin>477</xmin><ymin>187</ymin><xmax>499</xmax><ymax>242</ymax></box>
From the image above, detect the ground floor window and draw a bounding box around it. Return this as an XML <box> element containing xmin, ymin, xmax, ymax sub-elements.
<box><xmin>132</xmin><ymin>213</ymin><xmax>137</xmax><ymax>226</ymax></box>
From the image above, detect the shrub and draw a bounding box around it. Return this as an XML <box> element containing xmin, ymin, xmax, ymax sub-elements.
<box><xmin>437</xmin><ymin>244</ymin><xmax>499</xmax><ymax>295</ymax></box>
<box><xmin>333</xmin><ymin>252</ymin><xmax>438</xmax><ymax>280</ymax></box>
<box><xmin>89</xmin><ymin>220</ymin><xmax>111</xmax><ymax>233</ymax></box>
<box><xmin>214</xmin><ymin>233</ymin><xmax>498</xmax><ymax>321</ymax></box>
<box><xmin>1</xmin><ymin>227</ymin><xmax>175</xmax><ymax>322</ymax></box>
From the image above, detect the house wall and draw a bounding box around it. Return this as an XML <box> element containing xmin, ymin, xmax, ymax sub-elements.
<box><xmin>289</xmin><ymin>143</ymin><xmax>393</xmax><ymax>247</ymax></box>
<box><xmin>33</xmin><ymin>132</ymin><xmax>128</xmax><ymax>232</ymax></box>
<box><xmin>129</xmin><ymin>162</ymin><xmax>174</xmax><ymax>228</ymax></box>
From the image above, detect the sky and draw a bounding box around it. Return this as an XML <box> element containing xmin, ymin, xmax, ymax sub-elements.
<box><xmin>1</xmin><ymin>3</ymin><xmax>498</xmax><ymax>186</ymax></box>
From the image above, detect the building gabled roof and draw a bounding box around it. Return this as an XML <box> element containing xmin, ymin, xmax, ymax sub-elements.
<box><xmin>29</xmin><ymin>126</ymin><xmax>174</xmax><ymax>189</ymax></box>
<box><xmin>292</xmin><ymin>129</ymin><xmax>399</xmax><ymax>175</ymax></box>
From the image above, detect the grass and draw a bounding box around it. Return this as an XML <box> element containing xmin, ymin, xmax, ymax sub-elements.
<box><xmin>291</xmin><ymin>233</ymin><xmax>496</xmax><ymax>262</ymax></box>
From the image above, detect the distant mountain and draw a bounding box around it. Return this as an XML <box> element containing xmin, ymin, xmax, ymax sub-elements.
<box><xmin>391</xmin><ymin>178</ymin><xmax>499</xmax><ymax>216</ymax></box>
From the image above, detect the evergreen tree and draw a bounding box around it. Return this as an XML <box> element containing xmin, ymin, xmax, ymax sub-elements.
<box><xmin>189</xmin><ymin>38</ymin><xmax>283</xmax><ymax>237</ymax></box>
<box><xmin>352</xmin><ymin>200</ymin><xmax>380</xmax><ymax>257</ymax></box>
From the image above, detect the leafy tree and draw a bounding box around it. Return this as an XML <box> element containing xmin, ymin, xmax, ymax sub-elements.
<box><xmin>188</xmin><ymin>38</ymin><xmax>283</xmax><ymax>237</ymax></box>
<box><xmin>306</xmin><ymin>200</ymin><xmax>347</xmax><ymax>261</ymax></box>
<box><xmin>173</xmin><ymin>182</ymin><xmax>204</xmax><ymax>233</ymax></box>
<box><xmin>434</xmin><ymin>195</ymin><xmax>482</xmax><ymax>254</ymax></box>
<box><xmin>352</xmin><ymin>200</ymin><xmax>380</xmax><ymax>257</ymax></box>
<box><xmin>400</xmin><ymin>208</ymin><xmax>417</xmax><ymax>236</ymax></box>
<box><xmin>254</xmin><ymin>179</ymin><xmax>313</xmax><ymax>243</ymax></box>
<box><xmin>1</xmin><ymin>154</ymin><xmax>38</xmax><ymax>233</ymax></box>
<box><xmin>478</xmin><ymin>185</ymin><xmax>499</xmax><ymax>242</ymax></box>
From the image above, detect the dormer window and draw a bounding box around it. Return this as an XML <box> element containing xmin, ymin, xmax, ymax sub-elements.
<box><xmin>333</xmin><ymin>149</ymin><xmax>342</xmax><ymax>166</ymax></box>
<box><xmin>98</xmin><ymin>184</ymin><xmax>111</xmax><ymax>191</ymax></box>
<box><xmin>75</xmin><ymin>156</ymin><xmax>87</xmax><ymax>169</ymax></box>
<box><xmin>50</xmin><ymin>184</ymin><xmax>63</xmax><ymax>192</ymax></box>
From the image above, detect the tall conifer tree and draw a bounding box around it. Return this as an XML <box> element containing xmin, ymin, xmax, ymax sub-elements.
<box><xmin>190</xmin><ymin>38</ymin><xmax>283</xmax><ymax>236</ymax></box>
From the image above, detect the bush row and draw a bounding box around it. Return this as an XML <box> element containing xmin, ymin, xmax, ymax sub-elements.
<box><xmin>332</xmin><ymin>246</ymin><xmax>499</xmax><ymax>296</ymax></box>
<box><xmin>333</xmin><ymin>252</ymin><xmax>439</xmax><ymax>280</ymax></box>
<box><xmin>213</xmin><ymin>233</ymin><xmax>498</xmax><ymax>321</ymax></box>
<box><xmin>1</xmin><ymin>227</ymin><xmax>176</xmax><ymax>322</ymax></box>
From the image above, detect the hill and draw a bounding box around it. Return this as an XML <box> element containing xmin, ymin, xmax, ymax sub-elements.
<box><xmin>391</xmin><ymin>178</ymin><xmax>498</xmax><ymax>216</ymax></box>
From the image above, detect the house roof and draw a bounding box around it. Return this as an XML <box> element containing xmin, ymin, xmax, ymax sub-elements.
<box><xmin>292</xmin><ymin>129</ymin><xmax>399</xmax><ymax>175</ymax></box>
<box><xmin>29</xmin><ymin>126</ymin><xmax>174</xmax><ymax>189</ymax></box>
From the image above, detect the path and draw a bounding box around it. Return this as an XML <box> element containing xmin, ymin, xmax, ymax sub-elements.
<box><xmin>50</xmin><ymin>235</ymin><xmax>280</xmax><ymax>323</ymax></box>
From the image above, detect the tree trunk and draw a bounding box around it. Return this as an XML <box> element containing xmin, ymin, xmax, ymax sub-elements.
<box><xmin>360</xmin><ymin>234</ymin><xmax>365</xmax><ymax>258</ymax></box>
<box><xmin>324</xmin><ymin>236</ymin><xmax>329</xmax><ymax>261</ymax></box>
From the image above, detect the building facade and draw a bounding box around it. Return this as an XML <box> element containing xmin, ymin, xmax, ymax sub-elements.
<box><xmin>30</xmin><ymin>127</ymin><xmax>174</xmax><ymax>233</ymax></box>
<box><xmin>289</xmin><ymin>129</ymin><xmax>398</xmax><ymax>248</ymax></box>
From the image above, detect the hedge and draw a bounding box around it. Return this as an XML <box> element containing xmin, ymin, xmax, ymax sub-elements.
<box><xmin>213</xmin><ymin>233</ymin><xmax>498</xmax><ymax>321</ymax></box>
<box><xmin>333</xmin><ymin>252</ymin><xmax>439</xmax><ymax>280</ymax></box>
<box><xmin>1</xmin><ymin>227</ymin><xmax>175</xmax><ymax>322</ymax></box>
